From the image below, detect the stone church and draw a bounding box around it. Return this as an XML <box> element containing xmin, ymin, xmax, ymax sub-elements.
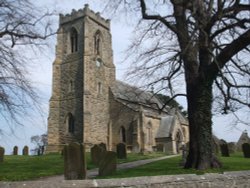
<box><xmin>46</xmin><ymin>5</ymin><xmax>189</xmax><ymax>154</ymax></box>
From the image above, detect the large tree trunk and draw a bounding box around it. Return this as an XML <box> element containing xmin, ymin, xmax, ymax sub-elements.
<box><xmin>184</xmin><ymin>77</ymin><xmax>221</xmax><ymax>170</ymax></box>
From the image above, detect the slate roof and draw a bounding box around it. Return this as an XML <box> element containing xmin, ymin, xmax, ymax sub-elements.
<box><xmin>111</xmin><ymin>80</ymin><xmax>169</xmax><ymax>112</ymax></box>
<box><xmin>156</xmin><ymin>116</ymin><xmax>175</xmax><ymax>138</ymax></box>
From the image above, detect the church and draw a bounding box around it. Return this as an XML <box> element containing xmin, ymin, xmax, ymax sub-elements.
<box><xmin>46</xmin><ymin>5</ymin><xmax>189</xmax><ymax>154</ymax></box>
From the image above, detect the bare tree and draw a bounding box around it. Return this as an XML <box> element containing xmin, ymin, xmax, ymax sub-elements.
<box><xmin>31</xmin><ymin>133</ymin><xmax>47</xmax><ymax>155</ymax></box>
<box><xmin>0</xmin><ymin>0</ymin><xmax>54</xmax><ymax>128</ymax></box>
<box><xmin>103</xmin><ymin>0</ymin><xmax>250</xmax><ymax>169</ymax></box>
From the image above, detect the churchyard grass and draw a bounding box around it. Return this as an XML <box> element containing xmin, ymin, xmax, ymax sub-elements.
<box><xmin>98</xmin><ymin>153</ymin><xmax>250</xmax><ymax>179</ymax></box>
<box><xmin>0</xmin><ymin>154</ymin><xmax>63</xmax><ymax>181</ymax></box>
<box><xmin>0</xmin><ymin>152</ymin><xmax>249</xmax><ymax>181</ymax></box>
<box><xmin>0</xmin><ymin>152</ymin><xmax>166</xmax><ymax>181</ymax></box>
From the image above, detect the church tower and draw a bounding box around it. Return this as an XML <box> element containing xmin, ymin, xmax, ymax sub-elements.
<box><xmin>47</xmin><ymin>5</ymin><xmax>115</xmax><ymax>152</ymax></box>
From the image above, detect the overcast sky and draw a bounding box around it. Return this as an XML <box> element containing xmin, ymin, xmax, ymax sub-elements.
<box><xmin>0</xmin><ymin>0</ymin><xmax>249</xmax><ymax>154</ymax></box>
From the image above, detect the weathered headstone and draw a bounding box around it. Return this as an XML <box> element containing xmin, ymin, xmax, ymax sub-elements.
<box><xmin>116</xmin><ymin>143</ymin><xmax>127</xmax><ymax>159</ymax></box>
<box><xmin>91</xmin><ymin>144</ymin><xmax>106</xmax><ymax>166</ymax></box>
<box><xmin>0</xmin><ymin>147</ymin><xmax>5</xmax><ymax>162</ymax></box>
<box><xmin>98</xmin><ymin>143</ymin><xmax>107</xmax><ymax>151</ymax></box>
<box><xmin>13</xmin><ymin>146</ymin><xmax>18</xmax><ymax>155</ymax></box>
<box><xmin>220</xmin><ymin>143</ymin><xmax>230</xmax><ymax>157</ymax></box>
<box><xmin>180</xmin><ymin>144</ymin><xmax>188</xmax><ymax>166</ymax></box>
<box><xmin>99</xmin><ymin>151</ymin><xmax>117</xmax><ymax>176</ymax></box>
<box><xmin>242</xmin><ymin>143</ymin><xmax>250</xmax><ymax>158</ymax></box>
<box><xmin>64</xmin><ymin>143</ymin><xmax>86</xmax><ymax>180</ymax></box>
<box><xmin>212</xmin><ymin>135</ymin><xmax>220</xmax><ymax>155</ymax></box>
<box><xmin>22</xmin><ymin>146</ymin><xmax>29</xmax><ymax>156</ymax></box>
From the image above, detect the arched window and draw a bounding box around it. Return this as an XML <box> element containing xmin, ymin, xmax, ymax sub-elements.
<box><xmin>120</xmin><ymin>126</ymin><xmax>126</xmax><ymax>143</ymax></box>
<box><xmin>67</xmin><ymin>113</ymin><xmax>75</xmax><ymax>133</ymax></box>
<box><xmin>70</xmin><ymin>28</ymin><xmax>78</xmax><ymax>53</ymax></box>
<box><xmin>94</xmin><ymin>31</ymin><xmax>101</xmax><ymax>55</ymax></box>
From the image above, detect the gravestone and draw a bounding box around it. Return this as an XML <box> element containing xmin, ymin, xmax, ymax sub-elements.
<box><xmin>99</xmin><ymin>151</ymin><xmax>117</xmax><ymax>176</ymax></box>
<box><xmin>0</xmin><ymin>147</ymin><xmax>4</xmax><ymax>162</ymax></box>
<box><xmin>212</xmin><ymin>135</ymin><xmax>220</xmax><ymax>155</ymax></box>
<box><xmin>180</xmin><ymin>144</ymin><xmax>188</xmax><ymax>166</ymax></box>
<box><xmin>91</xmin><ymin>144</ymin><xmax>106</xmax><ymax>166</ymax></box>
<box><xmin>99</xmin><ymin>143</ymin><xmax>107</xmax><ymax>151</ymax></box>
<box><xmin>242</xmin><ymin>143</ymin><xmax>250</xmax><ymax>158</ymax></box>
<box><xmin>64</xmin><ymin>143</ymin><xmax>86</xmax><ymax>180</ymax></box>
<box><xmin>13</xmin><ymin>146</ymin><xmax>18</xmax><ymax>155</ymax></box>
<box><xmin>220</xmin><ymin>143</ymin><xmax>230</xmax><ymax>157</ymax></box>
<box><xmin>116</xmin><ymin>143</ymin><xmax>127</xmax><ymax>159</ymax></box>
<box><xmin>22</xmin><ymin>146</ymin><xmax>29</xmax><ymax>156</ymax></box>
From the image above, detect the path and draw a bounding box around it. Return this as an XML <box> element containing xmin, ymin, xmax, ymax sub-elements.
<box><xmin>37</xmin><ymin>154</ymin><xmax>179</xmax><ymax>181</ymax></box>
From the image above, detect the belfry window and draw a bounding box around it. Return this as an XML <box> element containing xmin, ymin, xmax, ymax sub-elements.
<box><xmin>94</xmin><ymin>31</ymin><xmax>101</xmax><ymax>55</ymax></box>
<box><xmin>67</xmin><ymin>113</ymin><xmax>75</xmax><ymax>133</ymax></box>
<box><xmin>70</xmin><ymin>28</ymin><xmax>78</xmax><ymax>53</ymax></box>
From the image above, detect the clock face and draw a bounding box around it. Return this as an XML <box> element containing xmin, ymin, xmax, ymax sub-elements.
<box><xmin>96</xmin><ymin>59</ymin><xmax>101</xmax><ymax>67</ymax></box>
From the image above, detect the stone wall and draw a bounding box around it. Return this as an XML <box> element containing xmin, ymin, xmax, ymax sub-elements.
<box><xmin>2</xmin><ymin>171</ymin><xmax>250</xmax><ymax>188</ymax></box>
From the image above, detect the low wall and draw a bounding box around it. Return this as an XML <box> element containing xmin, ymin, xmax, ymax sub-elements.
<box><xmin>1</xmin><ymin>171</ymin><xmax>250</xmax><ymax>188</ymax></box>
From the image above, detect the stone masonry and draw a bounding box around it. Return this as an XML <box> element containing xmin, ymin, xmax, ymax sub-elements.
<box><xmin>47</xmin><ymin>4</ymin><xmax>115</xmax><ymax>152</ymax></box>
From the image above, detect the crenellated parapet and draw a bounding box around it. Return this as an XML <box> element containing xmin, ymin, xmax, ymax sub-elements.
<box><xmin>59</xmin><ymin>4</ymin><xmax>110</xmax><ymax>29</ymax></box>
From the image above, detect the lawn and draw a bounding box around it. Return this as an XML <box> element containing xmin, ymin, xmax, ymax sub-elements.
<box><xmin>100</xmin><ymin>153</ymin><xmax>250</xmax><ymax>179</ymax></box>
<box><xmin>0</xmin><ymin>152</ymin><xmax>249</xmax><ymax>181</ymax></box>
<box><xmin>0</xmin><ymin>152</ymin><xmax>166</xmax><ymax>181</ymax></box>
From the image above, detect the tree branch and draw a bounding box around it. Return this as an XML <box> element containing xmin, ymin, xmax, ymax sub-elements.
<box><xmin>139</xmin><ymin>0</ymin><xmax>177</xmax><ymax>33</ymax></box>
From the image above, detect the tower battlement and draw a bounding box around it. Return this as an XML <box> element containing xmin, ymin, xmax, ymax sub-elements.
<box><xmin>59</xmin><ymin>4</ymin><xmax>110</xmax><ymax>29</ymax></box>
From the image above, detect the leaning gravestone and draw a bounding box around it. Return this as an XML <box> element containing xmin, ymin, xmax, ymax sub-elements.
<box><xmin>220</xmin><ymin>143</ymin><xmax>230</xmax><ymax>157</ymax></box>
<box><xmin>99</xmin><ymin>151</ymin><xmax>117</xmax><ymax>176</ymax></box>
<box><xmin>64</xmin><ymin>143</ymin><xmax>86</xmax><ymax>180</ymax></box>
<box><xmin>22</xmin><ymin>146</ymin><xmax>29</xmax><ymax>156</ymax></box>
<box><xmin>116</xmin><ymin>143</ymin><xmax>127</xmax><ymax>159</ymax></box>
<box><xmin>13</xmin><ymin>146</ymin><xmax>18</xmax><ymax>155</ymax></box>
<box><xmin>91</xmin><ymin>144</ymin><xmax>106</xmax><ymax>166</ymax></box>
<box><xmin>242</xmin><ymin>143</ymin><xmax>250</xmax><ymax>158</ymax></box>
<box><xmin>0</xmin><ymin>147</ymin><xmax>4</xmax><ymax>162</ymax></box>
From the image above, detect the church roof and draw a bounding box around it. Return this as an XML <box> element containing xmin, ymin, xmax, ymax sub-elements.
<box><xmin>237</xmin><ymin>131</ymin><xmax>250</xmax><ymax>146</ymax></box>
<box><xmin>111</xmin><ymin>80</ymin><xmax>169</xmax><ymax>112</ymax></box>
<box><xmin>176</xmin><ymin>110</ymin><xmax>188</xmax><ymax>125</ymax></box>
<box><xmin>156</xmin><ymin>116</ymin><xmax>175</xmax><ymax>138</ymax></box>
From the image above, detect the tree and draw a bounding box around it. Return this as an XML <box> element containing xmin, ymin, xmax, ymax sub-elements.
<box><xmin>0</xmin><ymin>0</ymin><xmax>54</xmax><ymax>127</ymax></box>
<box><xmin>31</xmin><ymin>134</ymin><xmax>47</xmax><ymax>155</ymax></box>
<box><xmin>103</xmin><ymin>0</ymin><xmax>250</xmax><ymax>169</ymax></box>
<box><xmin>156</xmin><ymin>93</ymin><xmax>187</xmax><ymax>116</ymax></box>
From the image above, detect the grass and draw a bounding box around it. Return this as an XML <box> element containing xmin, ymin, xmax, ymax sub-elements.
<box><xmin>99</xmin><ymin>153</ymin><xmax>250</xmax><ymax>179</ymax></box>
<box><xmin>0</xmin><ymin>154</ymin><xmax>63</xmax><ymax>181</ymax></box>
<box><xmin>0</xmin><ymin>152</ymin><xmax>166</xmax><ymax>181</ymax></box>
<box><xmin>0</xmin><ymin>152</ymin><xmax>249</xmax><ymax>181</ymax></box>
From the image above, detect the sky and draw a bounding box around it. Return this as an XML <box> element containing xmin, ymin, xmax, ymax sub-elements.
<box><xmin>0</xmin><ymin>0</ymin><xmax>249</xmax><ymax>154</ymax></box>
